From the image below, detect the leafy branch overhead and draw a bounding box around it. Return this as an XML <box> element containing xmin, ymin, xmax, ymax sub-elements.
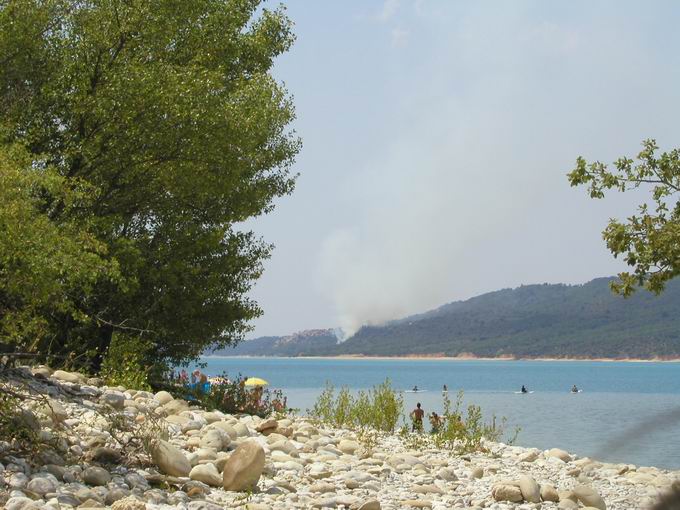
<box><xmin>568</xmin><ymin>139</ymin><xmax>680</xmax><ymax>296</ymax></box>
<box><xmin>0</xmin><ymin>0</ymin><xmax>300</xmax><ymax>371</ymax></box>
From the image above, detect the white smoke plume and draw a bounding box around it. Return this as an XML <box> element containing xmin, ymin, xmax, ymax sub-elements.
<box><xmin>316</xmin><ymin>6</ymin><xmax>660</xmax><ymax>339</ymax></box>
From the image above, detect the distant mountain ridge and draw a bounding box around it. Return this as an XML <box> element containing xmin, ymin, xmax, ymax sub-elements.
<box><xmin>211</xmin><ymin>329</ymin><xmax>338</xmax><ymax>357</ymax></box>
<box><xmin>211</xmin><ymin>277</ymin><xmax>680</xmax><ymax>359</ymax></box>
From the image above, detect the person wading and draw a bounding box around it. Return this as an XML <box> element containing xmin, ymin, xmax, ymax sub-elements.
<box><xmin>411</xmin><ymin>402</ymin><xmax>425</xmax><ymax>432</ymax></box>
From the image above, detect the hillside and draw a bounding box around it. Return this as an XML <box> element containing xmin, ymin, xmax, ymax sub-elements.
<box><xmin>213</xmin><ymin>277</ymin><xmax>680</xmax><ymax>359</ymax></box>
<box><xmin>211</xmin><ymin>329</ymin><xmax>338</xmax><ymax>357</ymax></box>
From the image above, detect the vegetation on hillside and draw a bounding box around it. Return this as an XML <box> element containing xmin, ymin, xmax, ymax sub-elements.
<box><xmin>0</xmin><ymin>0</ymin><xmax>299</xmax><ymax>375</ymax></box>
<box><xmin>230</xmin><ymin>277</ymin><xmax>680</xmax><ymax>359</ymax></box>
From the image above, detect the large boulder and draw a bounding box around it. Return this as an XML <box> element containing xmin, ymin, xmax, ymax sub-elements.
<box><xmin>518</xmin><ymin>475</ymin><xmax>540</xmax><ymax>503</ymax></box>
<box><xmin>573</xmin><ymin>485</ymin><xmax>606</xmax><ymax>510</ymax></box>
<box><xmin>151</xmin><ymin>440</ymin><xmax>191</xmax><ymax>477</ymax></box>
<box><xmin>222</xmin><ymin>440</ymin><xmax>265</xmax><ymax>491</ymax></box>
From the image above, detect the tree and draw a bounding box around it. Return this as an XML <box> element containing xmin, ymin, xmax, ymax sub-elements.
<box><xmin>0</xmin><ymin>144</ymin><xmax>118</xmax><ymax>357</ymax></box>
<box><xmin>0</xmin><ymin>0</ymin><xmax>300</xmax><ymax>369</ymax></box>
<box><xmin>568</xmin><ymin>139</ymin><xmax>680</xmax><ymax>296</ymax></box>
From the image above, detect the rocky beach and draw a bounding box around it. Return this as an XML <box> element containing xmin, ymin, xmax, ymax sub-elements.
<box><xmin>1</xmin><ymin>367</ymin><xmax>677</xmax><ymax>510</ymax></box>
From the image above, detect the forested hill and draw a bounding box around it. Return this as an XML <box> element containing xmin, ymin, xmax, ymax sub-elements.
<box><xmin>213</xmin><ymin>277</ymin><xmax>680</xmax><ymax>359</ymax></box>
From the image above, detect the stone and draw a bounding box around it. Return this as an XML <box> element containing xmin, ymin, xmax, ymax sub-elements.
<box><xmin>189</xmin><ymin>464</ymin><xmax>222</xmax><ymax>487</ymax></box>
<box><xmin>470</xmin><ymin>467</ymin><xmax>484</xmax><ymax>479</ymax></box>
<box><xmin>518</xmin><ymin>475</ymin><xmax>540</xmax><ymax>503</ymax></box>
<box><xmin>255</xmin><ymin>419</ymin><xmax>278</xmax><ymax>433</ymax></box>
<box><xmin>573</xmin><ymin>485</ymin><xmax>606</xmax><ymax>510</ymax></box>
<box><xmin>40</xmin><ymin>399</ymin><xmax>68</xmax><ymax>424</ymax></box>
<box><xmin>558</xmin><ymin>499</ymin><xmax>579</xmax><ymax>509</ymax></box>
<box><xmin>233</xmin><ymin>422</ymin><xmax>250</xmax><ymax>437</ymax></box>
<box><xmin>541</xmin><ymin>483</ymin><xmax>559</xmax><ymax>502</ymax></box>
<box><xmin>492</xmin><ymin>484</ymin><xmax>524</xmax><ymax>503</ymax></box>
<box><xmin>26</xmin><ymin>477</ymin><xmax>56</xmax><ymax>496</ymax></box>
<box><xmin>547</xmin><ymin>448</ymin><xmax>572</xmax><ymax>462</ymax></box>
<box><xmin>518</xmin><ymin>450</ymin><xmax>540</xmax><ymax>462</ymax></box>
<box><xmin>358</xmin><ymin>500</ymin><xmax>381</xmax><ymax>510</ymax></box>
<box><xmin>111</xmin><ymin>496</ymin><xmax>147</xmax><ymax>510</ymax></box>
<box><xmin>436</xmin><ymin>467</ymin><xmax>457</xmax><ymax>481</ymax></box>
<box><xmin>82</xmin><ymin>466</ymin><xmax>112</xmax><ymax>486</ymax></box>
<box><xmin>105</xmin><ymin>488</ymin><xmax>131</xmax><ymax>505</ymax></box>
<box><xmin>339</xmin><ymin>439</ymin><xmax>360</xmax><ymax>455</ymax></box>
<box><xmin>100</xmin><ymin>391</ymin><xmax>125</xmax><ymax>410</ymax></box>
<box><xmin>151</xmin><ymin>440</ymin><xmax>192</xmax><ymax>477</ymax></box>
<box><xmin>79</xmin><ymin>498</ymin><xmax>106</xmax><ymax>508</ymax></box>
<box><xmin>200</xmin><ymin>429</ymin><xmax>229</xmax><ymax>451</ymax></box>
<box><xmin>163</xmin><ymin>399</ymin><xmax>189</xmax><ymax>415</ymax></box>
<box><xmin>90</xmin><ymin>447</ymin><xmax>122</xmax><ymax>464</ymax></box>
<box><xmin>400</xmin><ymin>500</ymin><xmax>432</xmax><ymax>509</ymax></box>
<box><xmin>309</xmin><ymin>482</ymin><xmax>335</xmax><ymax>493</ymax></box>
<box><xmin>52</xmin><ymin>370</ymin><xmax>83</xmax><ymax>383</ymax></box>
<box><xmin>222</xmin><ymin>440</ymin><xmax>265</xmax><ymax>491</ymax></box>
<box><xmin>154</xmin><ymin>391</ymin><xmax>174</xmax><ymax>405</ymax></box>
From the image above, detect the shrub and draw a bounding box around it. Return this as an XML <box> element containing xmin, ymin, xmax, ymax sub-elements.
<box><xmin>428</xmin><ymin>391</ymin><xmax>519</xmax><ymax>453</ymax></box>
<box><xmin>309</xmin><ymin>379</ymin><xmax>404</xmax><ymax>432</ymax></box>
<box><xmin>183</xmin><ymin>372</ymin><xmax>287</xmax><ymax>418</ymax></box>
<box><xmin>100</xmin><ymin>333</ymin><xmax>152</xmax><ymax>391</ymax></box>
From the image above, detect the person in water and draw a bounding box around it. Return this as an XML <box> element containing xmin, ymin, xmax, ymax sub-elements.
<box><xmin>521</xmin><ymin>385</ymin><xmax>528</xmax><ymax>393</ymax></box>
<box><xmin>429</xmin><ymin>412</ymin><xmax>442</xmax><ymax>434</ymax></box>
<box><xmin>412</xmin><ymin>385</ymin><xmax>419</xmax><ymax>392</ymax></box>
<box><xmin>571</xmin><ymin>385</ymin><xmax>579</xmax><ymax>393</ymax></box>
<box><xmin>411</xmin><ymin>402</ymin><xmax>424</xmax><ymax>432</ymax></box>
<box><xmin>442</xmin><ymin>384</ymin><xmax>448</xmax><ymax>392</ymax></box>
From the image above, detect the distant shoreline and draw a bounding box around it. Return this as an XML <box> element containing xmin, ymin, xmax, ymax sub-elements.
<box><xmin>204</xmin><ymin>354</ymin><xmax>680</xmax><ymax>363</ymax></box>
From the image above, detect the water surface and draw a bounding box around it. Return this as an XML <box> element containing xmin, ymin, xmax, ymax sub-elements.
<box><xmin>197</xmin><ymin>357</ymin><xmax>680</xmax><ymax>469</ymax></box>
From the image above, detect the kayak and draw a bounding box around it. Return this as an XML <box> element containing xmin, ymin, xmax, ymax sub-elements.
<box><xmin>514</xmin><ymin>391</ymin><xmax>534</xmax><ymax>394</ymax></box>
<box><xmin>405</xmin><ymin>390</ymin><xmax>426</xmax><ymax>393</ymax></box>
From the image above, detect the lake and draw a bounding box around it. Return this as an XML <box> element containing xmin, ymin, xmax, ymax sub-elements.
<box><xmin>195</xmin><ymin>357</ymin><xmax>680</xmax><ymax>469</ymax></box>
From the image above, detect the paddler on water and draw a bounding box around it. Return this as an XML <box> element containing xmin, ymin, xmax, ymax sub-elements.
<box><xmin>521</xmin><ymin>385</ymin><xmax>528</xmax><ymax>394</ymax></box>
<box><xmin>571</xmin><ymin>384</ymin><xmax>579</xmax><ymax>393</ymax></box>
<box><xmin>412</xmin><ymin>385</ymin><xmax>418</xmax><ymax>392</ymax></box>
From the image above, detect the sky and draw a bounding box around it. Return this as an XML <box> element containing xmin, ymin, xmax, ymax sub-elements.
<box><xmin>243</xmin><ymin>0</ymin><xmax>680</xmax><ymax>338</ymax></box>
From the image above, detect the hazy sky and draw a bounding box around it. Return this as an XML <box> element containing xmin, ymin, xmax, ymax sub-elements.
<box><xmin>244</xmin><ymin>0</ymin><xmax>680</xmax><ymax>338</ymax></box>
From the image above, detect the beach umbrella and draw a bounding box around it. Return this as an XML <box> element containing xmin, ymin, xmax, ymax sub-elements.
<box><xmin>244</xmin><ymin>377</ymin><xmax>269</xmax><ymax>387</ymax></box>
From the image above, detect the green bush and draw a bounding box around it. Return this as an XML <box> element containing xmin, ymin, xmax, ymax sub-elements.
<box><xmin>309</xmin><ymin>379</ymin><xmax>404</xmax><ymax>432</ymax></box>
<box><xmin>184</xmin><ymin>372</ymin><xmax>288</xmax><ymax>418</ymax></box>
<box><xmin>428</xmin><ymin>391</ymin><xmax>519</xmax><ymax>453</ymax></box>
<box><xmin>311</xmin><ymin>383</ymin><xmax>518</xmax><ymax>454</ymax></box>
<box><xmin>100</xmin><ymin>333</ymin><xmax>152</xmax><ymax>391</ymax></box>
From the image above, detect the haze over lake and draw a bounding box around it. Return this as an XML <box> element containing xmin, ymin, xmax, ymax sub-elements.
<box><xmin>199</xmin><ymin>357</ymin><xmax>680</xmax><ymax>469</ymax></box>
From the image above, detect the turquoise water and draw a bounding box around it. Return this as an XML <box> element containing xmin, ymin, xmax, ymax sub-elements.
<box><xmin>197</xmin><ymin>357</ymin><xmax>680</xmax><ymax>469</ymax></box>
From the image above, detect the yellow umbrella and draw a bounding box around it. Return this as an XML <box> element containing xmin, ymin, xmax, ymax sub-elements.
<box><xmin>244</xmin><ymin>377</ymin><xmax>269</xmax><ymax>387</ymax></box>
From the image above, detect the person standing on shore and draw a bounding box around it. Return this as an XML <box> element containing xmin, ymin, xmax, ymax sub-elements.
<box><xmin>411</xmin><ymin>403</ymin><xmax>424</xmax><ymax>432</ymax></box>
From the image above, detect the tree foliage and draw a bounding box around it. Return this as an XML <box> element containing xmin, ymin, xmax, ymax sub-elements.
<box><xmin>0</xmin><ymin>144</ymin><xmax>118</xmax><ymax>356</ymax></box>
<box><xmin>0</xmin><ymin>0</ymin><xmax>299</xmax><ymax>369</ymax></box>
<box><xmin>568</xmin><ymin>139</ymin><xmax>680</xmax><ymax>296</ymax></box>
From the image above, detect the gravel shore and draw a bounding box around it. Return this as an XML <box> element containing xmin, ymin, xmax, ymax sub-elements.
<box><xmin>1</xmin><ymin>367</ymin><xmax>677</xmax><ymax>510</ymax></box>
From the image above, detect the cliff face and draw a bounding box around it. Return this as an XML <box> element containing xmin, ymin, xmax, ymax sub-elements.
<box><xmin>212</xmin><ymin>277</ymin><xmax>680</xmax><ymax>359</ymax></box>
